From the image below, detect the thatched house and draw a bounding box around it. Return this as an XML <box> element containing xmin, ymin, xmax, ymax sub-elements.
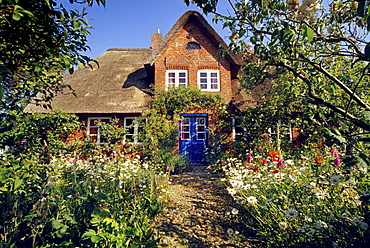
<box><xmin>25</xmin><ymin>11</ymin><xmax>258</xmax><ymax>162</ymax></box>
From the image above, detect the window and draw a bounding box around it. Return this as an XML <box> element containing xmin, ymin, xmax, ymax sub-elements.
<box><xmin>186</xmin><ymin>42</ymin><xmax>201</xmax><ymax>49</ymax></box>
<box><xmin>180</xmin><ymin>118</ymin><xmax>190</xmax><ymax>140</ymax></box>
<box><xmin>166</xmin><ymin>70</ymin><xmax>188</xmax><ymax>89</ymax></box>
<box><xmin>124</xmin><ymin>117</ymin><xmax>143</xmax><ymax>144</ymax></box>
<box><xmin>198</xmin><ymin>70</ymin><xmax>220</xmax><ymax>92</ymax></box>
<box><xmin>233</xmin><ymin>117</ymin><xmax>246</xmax><ymax>141</ymax></box>
<box><xmin>196</xmin><ymin>117</ymin><xmax>206</xmax><ymax>140</ymax></box>
<box><xmin>87</xmin><ymin>117</ymin><xmax>111</xmax><ymax>143</ymax></box>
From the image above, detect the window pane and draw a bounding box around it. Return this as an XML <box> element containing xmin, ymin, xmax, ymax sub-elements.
<box><xmin>126</xmin><ymin>134</ymin><xmax>134</xmax><ymax>143</ymax></box>
<box><xmin>182</xmin><ymin>133</ymin><xmax>190</xmax><ymax>140</ymax></box>
<box><xmin>197</xmin><ymin>133</ymin><xmax>205</xmax><ymax>140</ymax></box>
<box><xmin>125</xmin><ymin>119</ymin><xmax>134</xmax><ymax>126</ymax></box>
<box><xmin>200</xmin><ymin>72</ymin><xmax>207</xmax><ymax>77</ymax></box>
<box><xmin>198</xmin><ymin>126</ymin><xmax>205</xmax><ymax>132</ymax></box>
<box><xmin>179</xmin><ymin>72</ymin><xmax>186</xmax><ymax>77</ymax></box>
<box><xmin>90</xmin><ymin>119</ymin><xmax>98</xmax><ymax>126</ymax></box>
<box><xmin>211</xmin><ymin>72</ymin><xmax>218</xmax><ymax>77</ymax></box>
<box><xmin>90</xmin><ymin>127</ymin><xmax>98</xmax><ymax>134</ymax></box>
<box><xmin>197</xmin><ymin>118</ymin><xmax>205</xmax><ymax>125</ymax></box>
<box><xmin>101</xmin><ymin>119</ymin><xmax>110</xmax><ymax>124</ymax></box>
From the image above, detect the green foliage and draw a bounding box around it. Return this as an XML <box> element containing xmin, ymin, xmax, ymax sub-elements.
<box><xmin>0</xmin><ymin>153</ymin><xmax>166</xmax><ymax>247</ymax></box>
<box><xmin>215</xmin><ymin>147</ymin><xmax>370</xmax><ymax>247</ymax></box>
<box><xmin>143</xmin><ymin>87</ymin><xmax>228</xmax><ymax>168</ymax></box>
<box><xmin>192</xmin><ymin>0</ymin><xmax>370</xmax><ymax>132</ymax></box>
<box><xmin>0</xmin><ymin>0</ymin><xmax>105</xmax><ymax>112</ymax></box>
<box><xmin>0</xmin><ymin>112</ymin><xmax>82</xmax><ymax>161</ymax></box>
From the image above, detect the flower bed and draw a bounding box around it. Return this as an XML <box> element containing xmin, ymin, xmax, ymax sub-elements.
<box><xmin>0</xmin><ymin>154</ymin><xmax>169</xmax><ymax>247</ymax></box>
<box><xmin>215</xmin><ymin>148</ymin><xmax>370</xmax><ymax>247</ymax></box>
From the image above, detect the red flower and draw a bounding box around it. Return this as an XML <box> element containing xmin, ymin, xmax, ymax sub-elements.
<box><xmin>261</xmin><ymin>159</ymin><xmax>268</xmax><ymax>165</ymax></box>
<box><xmin>271</xmin><ymin>170</ymin><xmax>279</xmax><ymax>174</ymax></box>
<box><xmin>244</xmin><ymin>164</ymin><xmax>251</xmax><ymax>169</ymax></box>
<box><xmin>252</xmin><ymin>167</ymin><xmax>259</xmax><ymax>172</ymax></box>
<box><xmin>315</xmin><ymin>156</ymin><xmax>324</xmax><ymax>163</ymax></box>
<box><xmin>268</xmin><ymin>151</ymin><xmax>280</xmax><ymax>161</ymax></box>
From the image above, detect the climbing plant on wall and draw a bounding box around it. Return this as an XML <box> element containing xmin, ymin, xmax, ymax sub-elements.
<box><xmin>143</xmin><ymin>87</ymin><xmax>229</xmax><ymax>168</ymax></box>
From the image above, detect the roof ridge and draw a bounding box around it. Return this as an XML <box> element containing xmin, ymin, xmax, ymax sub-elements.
<box><xmin>107</xmin><ymin>48</ymin><xmax>150</xmax><ymax>51</ymax></box>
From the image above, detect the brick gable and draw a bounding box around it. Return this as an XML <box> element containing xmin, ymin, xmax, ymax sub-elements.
<box><xmin>153</xmin><ymin>19</ymin><xmax>233</xmax><ymax>101</ymax></box>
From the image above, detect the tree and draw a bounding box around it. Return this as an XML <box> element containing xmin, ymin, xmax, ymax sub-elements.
<box><xmin>0</xmin><ymin>0</ymin><xmax>105</xmax><ymax>111</ymax></box>
<box><xmin>187</xmin><ymin>0</ymin><xmax>370</xmax><ymax>133</ymax></box>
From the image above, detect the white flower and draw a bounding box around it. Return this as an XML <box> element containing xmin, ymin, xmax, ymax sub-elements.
<box><xmin>231</xmin><ymin>208</ymin><xmax>239</xmax><ymax>215</ymax></box>
<box><xmin>274</xmin><ymin>172</ymin><xmax>286</xmax><ymax>179</ymax></box>
<box><xmin>330</xmin><ymin>175</ymin><xmax>340</xmax><ymax>185</ymax></box>
<box><xmin>351</xmin><ymin>218</ymin><xmax>361</xmax><ymax>226</ymax></box>
<box><xmin>304</xmin><ymin>216</ymin><xmax>313</xmax><ymax>222</ymax></box>
<box><xmin>332</xmin><ymin>241</ymin><xmax>339</xmax><ymax>248</ymax></box>
<box><xmin>315</xmin><ymin>190</ymin><xmax>328</xmax><ymax>199</ymax></box>
<box><xmin>247</xmin><ymin>196</ymin><xmax>258</xmax><ymax>205</ymax></box>
<box><xmin>227</xmin><ymin>228</ymin><xmax>234</xmax><ymax>235</ymax></box>
<box><xmin>360</xmin><ymin>221</ymin><xmax>368</xmax><ymax>230</ymax></box>
<box><xmin>285</xmin><ymin>208</ymin><xmax>299</xmax><ymax>218</ymax></box>
<box><xmin>315</xmin><ymin>220</ymin><xmax>328</xmax><ymax>229</ymax></box>
<box><xmin>227</xmin><ymin>188</ymin><xmax>237</xmax><ymax>195</ymax></box>
<box><xmin>289</xmin><ymin>174</ymin><xmax>298</xmax><ymax>182</ymax></box>
<box><xmin>306</xmin><ymin>229</ymin><xmax>315</xmax><ymax>237</ymax></box>
<box><xmin>297</xmin><ymin>227</ymin><xmax>305</xmax><ymax>233</ymax></box>
<box><xmin>279</xmin><ymin>222</ymin><xmax>288</xmax><ymax>230</ymax></box>
<box><xmin>285</xmin><ymin>159</ymin><xmax>294</xmax><ymax>165</ymax></box>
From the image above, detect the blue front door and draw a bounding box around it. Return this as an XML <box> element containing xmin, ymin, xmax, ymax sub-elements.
<box><xmin>179</xmin><ymin>114</ymin><xmax>208</xmax><ymax>163</ymax></box>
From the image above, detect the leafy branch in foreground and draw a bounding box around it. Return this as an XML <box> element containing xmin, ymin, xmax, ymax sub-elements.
<box><xmin>189</xmin><ymin>0</ymin><xmax>370</xmax><ymax>132</ymax></box>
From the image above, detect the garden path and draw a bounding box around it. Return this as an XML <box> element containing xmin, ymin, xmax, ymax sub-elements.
<box><xmin>153</xmin><ymin>166</ymin><xmax>260</xmax><ymax>248</ymax></box>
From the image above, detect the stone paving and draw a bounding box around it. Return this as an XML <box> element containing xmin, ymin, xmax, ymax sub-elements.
<box><xmin>153</xmin><ymin>166</ymin><xmax>260</xmax><ymax>248</ymax></box>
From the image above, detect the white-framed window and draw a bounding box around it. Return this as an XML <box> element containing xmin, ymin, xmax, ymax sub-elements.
<box><xmin>232</xmin><ymin>117</ymin><xmax>246</xmax><ymax>141</ymax></box>
<box><xmin>166</xmin><ymin>70</ymin><xmax>188</xmax><ymax>89</ymax></box>
<box><xmin>198</xmin><ymin>70</ymin><xmax>220</xmax><ymax>92</ymax></box>
<box><xmin>124</xmin><ymin>117</ymin><xmax>143</xmax><ymax>145</ymax></box>
<box><xmin>180</xmin><ymin>117</ymin><xmax>190</xmax><ymax>140</ymax></box>
<box><xmin>87</xmin><ymin>117</ymin><xmax>112</xmax><ymax>143</ymax></box>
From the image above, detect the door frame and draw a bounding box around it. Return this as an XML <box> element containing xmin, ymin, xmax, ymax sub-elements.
<box><xmin>178</xmin><ymin>113</ymin><xmax>208</xmax><ymax>163</ymax></box>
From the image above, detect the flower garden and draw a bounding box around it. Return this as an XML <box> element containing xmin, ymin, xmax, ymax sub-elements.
<box><xmin>0</xmin><ymin>151</ymin><xmax>169</xmax><ymax>247</ymax></box>
<box><xmin>213</xmin><ymin>146</ymin><xmax>370</xmax><ymax>247</ymax></box>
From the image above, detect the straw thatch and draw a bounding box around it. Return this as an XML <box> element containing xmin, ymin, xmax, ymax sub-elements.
<box><xmin>24</xmin><ymin>49</ymin><xmax>152</xmax><ymax>114</ymax></box>
<box><xmin>25</xmin><ymin>10</ymin><xmax>257</xmax><ymax>115</ymax></box>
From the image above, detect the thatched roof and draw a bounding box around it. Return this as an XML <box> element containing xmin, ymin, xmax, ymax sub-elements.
<box><xmin>148</xmin><ymin>10</ymin><xmax>242</xmax><ymax>66</ymax></box>
<box><xmin>24</xmin><ymin>49</ymin><xmax>152</xmax><ymax>114</ymax></box>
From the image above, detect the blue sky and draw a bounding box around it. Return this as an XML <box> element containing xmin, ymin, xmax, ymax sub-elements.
<box><xmin>67</xmin><ymin>0</ymin><xmax>233</xmax><ymax>59</ymax></box>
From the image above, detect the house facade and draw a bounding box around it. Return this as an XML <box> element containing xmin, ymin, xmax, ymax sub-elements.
<box><xmin>25</xmin><ymin>11</ymin><xmax>259</xmax><ymax>163</ymax></box>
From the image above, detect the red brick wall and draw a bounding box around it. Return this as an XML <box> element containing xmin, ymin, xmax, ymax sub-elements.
<box><xmin>153</xmin><ymin>20</ymin><xmax>233</xmax><ymax>102</ymax></box>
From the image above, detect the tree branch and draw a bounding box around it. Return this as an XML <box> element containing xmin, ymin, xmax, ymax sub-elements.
<box><xmin>298</xmin><ymin>53</ymin><xmax>370</xmax><ymax>111</ymax></box>
<box><xmin>274</xmin><ymin>62</ymin><xmax>370</xmax><ymax>132</ymax></box>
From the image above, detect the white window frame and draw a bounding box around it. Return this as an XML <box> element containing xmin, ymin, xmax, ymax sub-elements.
<box><xmin>166</xmin><ymin>70</ymin><xmax>188</xmax><ymax>89</ymax></box>
<box><xmin>87</xmin><ymin>117</ymin><xmax>112</xmax><ymax>144</ymax></box>
<box><xmin>198</xmin><ymin>70</ymin><xmax>220</xmax><ymax>92</ymax></box>
<box><xmin>232</xmin><ymin>117</ymin><xmax>246</xmax><ymax>141</ymax></box>
<box><xmin>124</xmin><ymin>117</ymin><xmax>143</xmax><ymax>145</ymax></box>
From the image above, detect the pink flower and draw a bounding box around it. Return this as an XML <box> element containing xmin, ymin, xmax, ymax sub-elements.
<box><xmin>166</xmin><ymin>166</ymin><xmax>171</xmax><ymax>171</ymax></box>
<box><xmin>278</xmin><ymin>159</ymin><xmax>285</xmax><ymax>169</ymax></box>
<box><xmin>331</xmin><ymin>146</ymin><xmax>341</xmax><ymax>167</ymax></box>
<box><xmin>247</xmin><ymin>152</ymin><xmax>253</xmax><ymax>163</ymax></box>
